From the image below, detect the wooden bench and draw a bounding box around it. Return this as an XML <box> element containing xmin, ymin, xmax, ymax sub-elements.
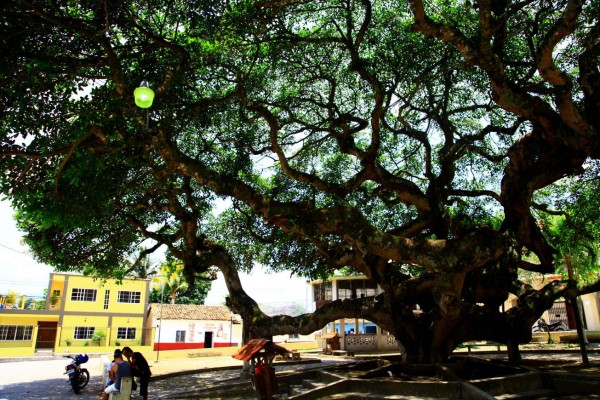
<box><xmin>464</xmin><ymin>341</ymin><xmax>503</xmax><ymax>352</ymax></box>
<box><xmin>332</xmin><ymin>350</ymin><xmax>355</xmax><ymax>357</ymax></box>
<box><xmin>108</xmin><ymin>377</ymin><xmax>133</xmax><ymax>400</ymax></box>
<box><xmin>188</xmin><ymin>351</ymin><xmax>222</xmax><ymax>358</ymax></box>
<box><xmin>278</xmin><ymin>350</ymin><xmax>301</xmax><ymax>361</ymax></box>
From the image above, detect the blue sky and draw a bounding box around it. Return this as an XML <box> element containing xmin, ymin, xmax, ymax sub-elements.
<box><xmin>0</xmin><ymin>200</ymin><xmax>309</xmax><ymax>307</ymax></box>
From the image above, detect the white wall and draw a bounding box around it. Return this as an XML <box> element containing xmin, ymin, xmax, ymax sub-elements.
<box><xmin>582</xmin><ymin>293</ymin><xmax>600</xmax><ymax>331</ymax></box>
<box><xmin>154</xmin><ymin>319</ymin><xmax>239</xmax><ymax>346</ymax></box>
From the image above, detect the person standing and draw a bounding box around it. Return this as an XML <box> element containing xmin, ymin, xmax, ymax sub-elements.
<box><xmin>103</xmin><ymin>349</ymin><xmax>132</xmax><ymax>400</ymax></box>
<box><xmin>122</xmin><ymin>346</ymin><xmax>151</xmax><ymax>400</ymax></box>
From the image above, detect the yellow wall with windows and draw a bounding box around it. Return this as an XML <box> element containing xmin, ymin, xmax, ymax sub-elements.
<box><xmin>0</xmin><ymin>273</ymin><xmax>151</xmax><ymax>357</ymax></box>
<box><xmin>109</xmin><ymin>316</ymin><xmax>144</xmax><ymax>346</ymax></box>
<box><xmin>60</xmin><ymin>315</ymin><xmax>110</xmax><ymax>346</ymax></box>
<box><xmin>0</xmin><ymin>314</ymin><xmax>59</xmax><ymax>356</ymax></box>
<box><xmin>60</xmin><ymin>274</ymin><xmax>148</xmax><ymax>314</ymax></box>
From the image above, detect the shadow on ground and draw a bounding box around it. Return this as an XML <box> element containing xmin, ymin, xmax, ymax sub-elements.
<box><xmin>0</xmin><ymin>376</ymin><xmax>103</xmax><ymax>400</ymax></box>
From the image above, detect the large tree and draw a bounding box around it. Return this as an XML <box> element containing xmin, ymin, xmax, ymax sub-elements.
<box><xmin>1</xmin><ymin>0</ymin><xmax>599</xmax><ymax>363</ymax></box>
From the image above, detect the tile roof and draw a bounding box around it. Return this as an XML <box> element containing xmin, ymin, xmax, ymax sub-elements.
<box><xmin>232</xmin><ymin>339</ymin><xmax>289</xmax><ymax>361</ymax></box>
<box><xmin>151</xmin><ymin>303</ymin><xmax>233</xmax><ymax>321</ymax></box>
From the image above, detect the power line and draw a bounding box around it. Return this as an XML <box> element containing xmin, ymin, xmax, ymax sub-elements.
<box><xmin>0</xmin><ymin>280</ymin><xmax>48</xmax><ymax>287</ymax></box>
<box><xmin>0</xmin><ymin>242</ymin><xmax>30</xmax><ymax>256</ymax></box>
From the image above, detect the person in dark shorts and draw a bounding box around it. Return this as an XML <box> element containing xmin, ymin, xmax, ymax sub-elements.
<box><xmin>122</xmin><ymin>346</ymin><xmax>151</xmax><ymax>400</ymax></box>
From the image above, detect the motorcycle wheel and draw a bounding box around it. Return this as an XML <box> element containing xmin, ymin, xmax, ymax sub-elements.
<box><xmin>555</xmin><ymin>325</ymin><xmax>566</xmax><ymax>331</ymax></box>
<box><xmin>70</xmin><ymin>371</ymin><xmax>80</xmax><ymax>394</ymax></box>
<box><xmin>78</xmin><ymin>369</ymin><xmax>90</xmax><ymax>389</ymax></box>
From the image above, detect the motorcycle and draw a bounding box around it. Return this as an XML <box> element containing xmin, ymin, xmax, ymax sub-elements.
<box><xmin>532</xmin><ymin>318</ymin><xmax>567</xmax><ymax>332</ymax></box>
<box><xmin>64</xmin><ymin>354</ymin><xmax>90</xmax><ymax>394</ymax></box>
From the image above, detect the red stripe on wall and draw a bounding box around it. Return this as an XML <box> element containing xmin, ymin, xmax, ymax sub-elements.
<box><xmin>153</xmin><ymin>342</ymin><xmax>238</xmax><ymax>351</ymax></box>
<box><xmin>214</xmin><ymin>342</ymin><xmax>237</xmax><ymax>348</ymax></box>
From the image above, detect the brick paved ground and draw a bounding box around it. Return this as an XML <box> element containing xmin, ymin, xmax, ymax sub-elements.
<box><xmin>0</xmin><ymin>354</ymin><xmax>341</xmax><ymax>399</ymax></box>
<box><xmin>0</xmin><ymin>351</ymin><xmax>598</xmax><ymax>399</ymax></box>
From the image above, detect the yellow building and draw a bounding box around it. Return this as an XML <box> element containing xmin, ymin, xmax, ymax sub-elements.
<box><xmin>0</xmin><ymin>273</ymin><xmax>152</xmax><ymax>357</ymax></box>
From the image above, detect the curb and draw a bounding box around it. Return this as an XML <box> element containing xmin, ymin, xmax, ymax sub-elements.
<box><xmin>151</xmin><ymin>358</ymin><xmax>322</xmax><ymax>381</ymax></box>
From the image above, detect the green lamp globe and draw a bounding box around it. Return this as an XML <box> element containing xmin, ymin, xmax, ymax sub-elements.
<box><xmin>134</xmin><ymin>81</ymin><xmax>155</xmax><ymax>108</ymax></box>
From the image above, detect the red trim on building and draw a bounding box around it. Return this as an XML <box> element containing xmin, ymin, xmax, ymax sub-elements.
<box><xmin>214</xmin><ymin>342</ymin><xmax>237</xmax><ymax>348</ymax></box>
<box><xmin>153</xmin><ymin>342</ymin><xmax>238</xmax><ymax>351</ymax></box>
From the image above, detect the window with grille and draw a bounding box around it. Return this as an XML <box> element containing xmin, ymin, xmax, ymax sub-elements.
<box><xmin>313</xmin><ymin>282</ymin><xmax>332</xmax><ymax>301</ymax></box>
<box><xmin>356</xmin><ymin>280</ymin><xmax>378</xmax><ymax>298</ymax></box>
<box><xmin>175</xmin><ymin>330</ymin><xmax>186</xmax><ymax>342</ymax></box>
<box><xmin>74</xmin><ymin>326</ymin><xmax>95</xmax><ymax>340</ymax></box>
<box><xmin>117</xmin><ymin>291</ymin><xmax>141</xmax><ymax>303</ymax></box>
<box><xmin>337</xmin><ymin>280</ymin><xmax>353</xmax><ymax>300</ymax></box>
<box><xmin>104</xmin><ymin>290</ymin><xmax>110</xmax><ymax>310</ymax></box>
<box><xmin>71</xmin><ymin>288</ymin><xmax>97</xmax><ymax>302</ymax></box>
<box><xmin>337</xmin><ymin>279</ymin><xmax>378</xmax><ymax>300</ymax></box>
<box><xmin>0</xmin><ymin>325</ymin><xmax>33</xmax><ymax>340</ymax></box>
<box><xmin>117</xmin><ymin>327</ymin><xmax>136</xmax><ymax>340</ymax></box>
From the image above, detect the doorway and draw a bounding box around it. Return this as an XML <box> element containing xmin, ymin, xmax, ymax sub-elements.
<box><xmin>36</xmin><ymin>321</ymin><xmax>58</xmax><ymax>350</ymax></box>
<box><xmin>204</xmin><ymin>331</ymin><xmax>213</xmax><ymax>348</ymax></box>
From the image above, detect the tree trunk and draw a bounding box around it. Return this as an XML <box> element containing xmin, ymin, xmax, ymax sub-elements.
<box><xmin>197</xmin><ymin>243</ymin><xmax>575</xmax><ymax>365</ymax></box>
<box><xmin>507</xmin><ymin>339</ymin><xmax>521</xmax><ymax>364</ymax></box>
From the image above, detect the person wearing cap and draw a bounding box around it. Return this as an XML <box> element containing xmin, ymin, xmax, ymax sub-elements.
<box><xmin>102</xmin><ymin>349</ymin><xmax>132</xmax><ymax>400</ymax></box>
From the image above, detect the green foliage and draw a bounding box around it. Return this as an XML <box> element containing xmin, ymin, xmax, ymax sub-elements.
<box><xmin>35</xmin><ymin>300</ymin><xmax>47</xmax><ymax>310</ymax></box>
<box><xmin>4</xmin><ymin>291</ymin><xmax>18</xmax><ymax>305</ymax></box>
<box><xmin>50</xmin><ymin>292</ymin><xmax>59</xmax><ymax>306</ymax></box>
<box><xmin>0</xmin><ymin>1</ymin><xmax>599</xmax><ymax>360</ymax></box>
<box><xmin>151</xmin><ymin>259</ymin><xmax>213</xmax><ymax>304</ymax></box>
<box><xmin>174</xmin><ymin>281</ymin><xmax>213</xmax><ymax>305</ymax></box>
<box><xmin>34</xmin><ymin>288</ymin><xmax>48</xmax><ymax>310</ymax></box>
<box><xmin>535</xmin><ymin>162</ymin><xmax>600</xmax><ymax>284</ymax></box>
<box><xmin>149</xmin><ymin>279</ymin><xmax>211</xmax><ymax>305</ymax></box>
<box><xmin>132</xmin><ymin>248</ymin><xmax>158</xmax><ymax>279</ymax></box>
<box><xmin>91</xmin><ymin>330</ymin><xmax>106</xmax><ymax>345</ymax></box>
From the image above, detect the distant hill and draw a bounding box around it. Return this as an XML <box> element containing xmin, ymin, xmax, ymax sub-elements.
<box><xmin>260</xmin><ymin>303</ymin><xmax>306</xmax><ymax>317</ymax></box>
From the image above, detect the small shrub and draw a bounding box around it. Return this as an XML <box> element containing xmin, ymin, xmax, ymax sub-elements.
<box><xmin>91</xmin><ymin>330</ymin><xmax>106</xmax><ymax>345</ymax></box>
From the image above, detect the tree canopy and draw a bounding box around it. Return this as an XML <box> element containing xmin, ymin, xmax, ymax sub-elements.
<box><xmin>1</xmin><ymin>0</ymin><xmax>599</xmax><ymax>362</ymax></box>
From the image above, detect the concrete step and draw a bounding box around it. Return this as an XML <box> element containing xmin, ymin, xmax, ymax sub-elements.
<box><xmin>495</xmin><ymin>388</ymin><xmax>555</xmax><ymax>400</ymax></box>
<box><xmin>310</xmin><ymin>394</ymin><xmax>458</xmax><ymax>400</ymax></box>
<box><xmin>289</xmin><ymin>383</ymin><xmax>310</xmax><ymax>396</ymax></box>
<box><xmin>302</xmin><ymin>378</ymin><xmax>327</xmax><ymax>389</ymax></box>
<box><xmin>471</xmin><ymin>371</ymin><xmax>545</xmax><ymax>396</ymax></box>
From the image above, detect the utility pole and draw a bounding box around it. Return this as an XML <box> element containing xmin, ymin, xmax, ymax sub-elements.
<box><xmin>155</xmin><ymin>284</ymin><xmax>164</xmax><ymax>363</ymax></box>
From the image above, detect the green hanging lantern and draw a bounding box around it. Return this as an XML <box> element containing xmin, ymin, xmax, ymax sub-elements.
<box><xmin>134</xmin><ymin>81</ymin><xmax>155</xmax><ymax>108</ymax></box>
